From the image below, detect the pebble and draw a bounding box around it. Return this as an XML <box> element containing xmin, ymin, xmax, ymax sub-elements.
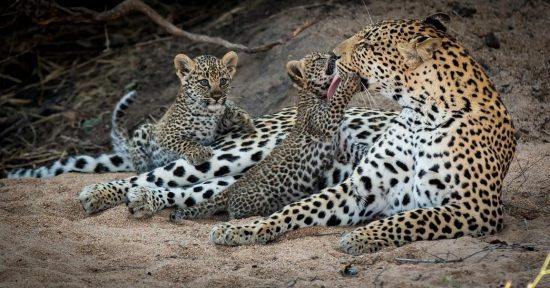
<box><xmin>485</xmin><ymin>32</ymin><xmax>501</xmax><ymax>49</ymax></box>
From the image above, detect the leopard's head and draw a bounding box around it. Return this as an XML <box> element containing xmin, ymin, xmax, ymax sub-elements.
<box><xmin>333</xmin><ymin>13</ymin><xmax>454</xmax><ymax>105</ymax></box>
<box><xmin>286</xmin><ymin>51</ymin><xmax>337</xmax><ymax>98</ymax></box>
<box><xmin>174</xmin><ymin>51</ymin><xmax>238</xmax><ymax>111</ymax></box>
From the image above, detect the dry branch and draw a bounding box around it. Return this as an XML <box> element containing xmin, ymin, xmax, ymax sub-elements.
<box><xmin>394</xmin><ymin>243</ymin><xmax>537</xmax><ymax>265</ymax></box>
<box><xmin>20</xmin><ymin>0</ymin><xmax>319</xmax><ymax>53</ymax></box>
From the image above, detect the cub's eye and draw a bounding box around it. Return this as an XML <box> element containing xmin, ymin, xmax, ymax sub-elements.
<box><xmin>220</xmin><ymin>78</ymin><xmax>228</xmax><ymax>85</ymax></box>
<box><xmin>198</xmin><ymin>79</ymin><xmax>209</xmax><ymax>87</ymax></box>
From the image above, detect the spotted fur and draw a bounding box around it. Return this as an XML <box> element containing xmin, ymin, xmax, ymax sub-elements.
<box><xmin>169</xmin><ymin>52</ymin><xmax>362</xmax><ymax>221</ymax></box>
<box><xmin>208</xmin><ymin>14</ymin><xmax>516</xmax><ymax>255</ymax></box>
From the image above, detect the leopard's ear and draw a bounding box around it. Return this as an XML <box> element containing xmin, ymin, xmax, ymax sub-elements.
<box><xmin>286</xmin><ymin>60</ymin><xmax>305</xmax><ymax>88</ymax></box>
<box><xmin>174</xmin><ymin>53</ymin><xmax>195</xmax><ymax>81</ymax></box>
<box><xmin>397</xmin><ymin>37</ymin><xmax>442</xmax><ymax>69</ymax></box>
<box><xmin>222</xmin><ymin>51</ymin><xmax>238</xmax><ymax>77</ymax></box>
<box><xmin>424</xmin><ymin>13</ymin><xmax>451</xmax><ymax>32</ymax></box>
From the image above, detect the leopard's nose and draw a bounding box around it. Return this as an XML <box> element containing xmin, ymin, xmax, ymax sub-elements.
<box><xmin>210</xmin><ymin>91</ymin><xmax>222</xmax><ymax>100</ymax></box>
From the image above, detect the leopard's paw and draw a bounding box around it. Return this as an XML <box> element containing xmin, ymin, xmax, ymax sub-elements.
<box><xmin>78</xmin><ymin>183</ymin><xmax>116</xmax><ymax>215</ymax></box>
<box><xmin>186</xmin><ymin>146</ymin><xmax>213</xmax><ymax>165</ymax></box>
<box><xmin>208</xmin><ymin>222</ymin><xmax>233</xmax><ymax>244</ymax></box>
<box><xmin>339</xmin><ymin>229</ymin><xmax>389</xmax><ymax>255</ymax></box>
<box><xmin>126</xmin><ymin>186</ymin><xmax>157</xmax><ymax>218</ymax></box>
<box><xmin>209</xmin><ymin>223</ymin><xmax>271</xmax><ymax>246</ymax></box>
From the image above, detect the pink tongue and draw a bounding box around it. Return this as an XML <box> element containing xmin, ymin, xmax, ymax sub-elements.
<box><xmin>327</xmin><ymin>75</ymin><xmax>342</xmax><ymax>99</ymax></box>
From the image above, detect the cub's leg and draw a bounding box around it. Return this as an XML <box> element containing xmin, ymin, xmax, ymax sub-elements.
<box><xmin>220</xmin><ymin>101</ymin><xmax>256</xmax><ymax>133</ymax></box>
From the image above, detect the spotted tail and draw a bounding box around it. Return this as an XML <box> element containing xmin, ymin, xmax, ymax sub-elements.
<box><xmin>6</xmin><ymin>154</ymin><xmax>134</xmax><ymax>179</ymax></box>
<box><xmin>111</xmin><ymin>90</ymin><xmax>137</xmax><ymax>156</ymax></box>
<box><xmin>5</xmin><ymin>91</ymin><xmax>138</xmax><ymax>179</ymax></box>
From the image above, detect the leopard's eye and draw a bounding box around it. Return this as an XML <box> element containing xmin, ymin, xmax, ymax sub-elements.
<box><xmin>220</xmin><ymin>78</ymin><xmax>228</xmax><ymax>85</ymax></box>
<box><xmin>199</xmin><ymin>79</ymin><xmax>210</xmax><ymax>87</ymax></box>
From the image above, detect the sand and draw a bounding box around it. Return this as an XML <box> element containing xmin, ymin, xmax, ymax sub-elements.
<box><xmin>1</xmin><ymin>0</ymin><xmax>550</xmax><ymax>287</ymax></box>
<box><xmin>1</xmin><ymin>143</ymin><xmax>549</xmax><ymax>287</ymax></box>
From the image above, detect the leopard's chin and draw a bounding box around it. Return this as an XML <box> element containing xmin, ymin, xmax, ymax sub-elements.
<box><xmin>207</xmin><ymin>104</ymin><xmax>225</xmax><ymax>112</ymax></box>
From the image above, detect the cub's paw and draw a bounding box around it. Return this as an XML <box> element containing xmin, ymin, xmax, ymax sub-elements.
<box><xmin>339</xmin><ymin>229</ymin><xmax>389</xmax><ymax>255</ymax></box>
<box><xmin>240</xmin><ymin>114</ymin><xmax>256</xmax><ymax>133</ymax></box>
<box><xmin>186</xmin><ymin>146</ymin><xmax>213</xmax><ymax>165</ymax></box>
<box><xmin>126</xmin><ymin>186</ymin><xmax>158</xmax><ymax>218</ymax></box>
<box><xmin>78</xmin><ymin>183</ymin><xmax>118</xmax><ymax>215</ymax></box>
<box><xmin>169</xmin><ymin>209</ymin><xmax>193</xmax><ymax>222</ymax></box>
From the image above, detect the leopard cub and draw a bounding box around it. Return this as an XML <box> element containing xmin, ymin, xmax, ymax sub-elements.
<box><xmin>119</xmin><ymin>51</ymin><xmax>255</xmax><ymax>173</ymax></box>
<box><xmin>170</xmin><ymin>52</ymin><xmax>361</xmax><ymax>222</ymax></box>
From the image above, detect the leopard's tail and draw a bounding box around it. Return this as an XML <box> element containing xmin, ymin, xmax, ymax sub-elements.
<box><xmin>4</xmin><ymin>91</ymin><xmax>139</xmax><ymax>179</ymax></box>
<box><xmin>111</xmin><ymin>90</ymin><xmax>137</xmax><ymax>156</ymax></box>
<box><xmin>5</xmin><ymin>153</ymin><xmax>134</xmax><ymax>179</ymax></box>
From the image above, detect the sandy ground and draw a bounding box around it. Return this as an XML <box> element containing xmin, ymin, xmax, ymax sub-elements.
<box><xmin>1</xmin><ymin>0</ymin><xmax>550</xmax><ymax>287</ymax></box>
<box><xmin>1</xmin><ymin>143</ymin><xmax>549</xmax><ymax>287</ymax></box>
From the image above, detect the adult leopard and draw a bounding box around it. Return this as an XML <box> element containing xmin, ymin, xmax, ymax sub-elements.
<box><xmin>208</xmin><ymin>13</ymin><xmax>517</xmax><ymax>255</ymax></box>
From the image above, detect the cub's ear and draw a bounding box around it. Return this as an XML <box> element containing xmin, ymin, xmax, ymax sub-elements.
<box><xmin>424</xmin><ymin>13</ymin><xmax>451</xmax><ymax>32</ymax></box>
<box><xmin>397</xmin><ymin>37</ymin><xmax>443</xmax><ymax>69</ymax></box>
<box><xmin>222</xmin><ymin>51</ymin><xmax>238</xmax><ymax>77</ymax></box>
<box><xmin>174</xmin><ymin>53</ymin><xmax>195</xmax><ymax>81</ymax></box>
<box><xmin>286</xmin><ymin>60</ymin><xmax>305</xmax><ymax>88</ymax></box>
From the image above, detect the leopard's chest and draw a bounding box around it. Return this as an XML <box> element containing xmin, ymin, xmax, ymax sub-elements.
<box><xmin>176</xmin><ymin>113</ymin><xmax>223</xmax><ymax>145</ymax></box>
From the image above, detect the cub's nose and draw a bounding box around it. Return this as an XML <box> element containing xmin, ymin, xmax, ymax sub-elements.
<box><xmin>210</xmin><ymin>91</ymin><xmax>222</xmax><ymax>100</ymax></box>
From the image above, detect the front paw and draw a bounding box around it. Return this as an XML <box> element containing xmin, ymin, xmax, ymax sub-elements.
<box><xmin>186</xmin><ymin>146</ymin><xmax>213</xmax><ymax>165</ymax></box>
<box><xmin>126</xmin><ymin>186</ymin><xmax>157</xmax><ymax>218</ymax></box>
<box><xmin>241</xmin><ymin>116</ymin><xmax>256</xmax><ymax>133</ymax></box>
<box><xmin>339</xmin><ymin>229</ymin><xmax>389</xmax><ymax>255</ymax></box>
<box><xmin>208</xmin><ymin>222</ymin><xmax>233</xmax><ymax>244</ymax></box>
<box><xmin>78</xmin><ymin>183</ymin><xmax>114</xmax><ymax>215</ymax></box>
<box><xmin>209</xmin><ymin>223</ymin><xmax>270</xmax><ymax>246</ymax></box>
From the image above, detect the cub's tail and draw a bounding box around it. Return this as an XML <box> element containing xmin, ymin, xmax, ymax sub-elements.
<box><xmin>111</xmin><ymin>90</ymin><xmax>137</xmax><ymax>156</ymax></box>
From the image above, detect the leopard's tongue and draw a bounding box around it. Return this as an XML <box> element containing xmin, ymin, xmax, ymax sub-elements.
<box><xmin>327</xmin><ymin>75</ymin><xmax>342</xmax><ymax>99</ymax></box>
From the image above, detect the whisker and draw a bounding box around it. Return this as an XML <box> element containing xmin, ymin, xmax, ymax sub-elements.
<box><xmin>365</xmin><ymin>88</ymin><xmax>378</xmax><ymax>107</ymax></box>
<box><xmin>362</xmin><ymin>0</ymin><xmax>374</xmax><ymax>25</ymax></box>
<box><xmin>359</xmin><ymin>91</ymin><xmax>369</xmax><ymax>107</ymax></box>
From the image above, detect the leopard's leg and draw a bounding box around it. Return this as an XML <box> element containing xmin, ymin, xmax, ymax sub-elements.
<box><xmin>79</xmin><ymin>179</ymin><xmax>132</xmax><ymax>214</ymax></box>
<box><xmin>210</xmin><ymin>128</ymin><xmax>413</xmax><ymax>247</ymax></box>
<box><xmin>209</xmin><ymin>177</ymin><xmax>386</xmax><ymax>246</ymax></box>
<box><xmin>129</xmin><ymin>123</ymin><xmax>156</xmax><ymax>173</ymax></box>
<box><xmin>220</xmin><ymin>101</ymin><xmax>255</xmax><ymax>133</ymax></box>
<box><xmin>339</xmin><ymin>201</ymin><xmax>504</xmax><ymax>255</ymax></box>
<box><xmin>127</xmin><ymin>175</ymin><xmax>240</xmax><ymax>218</ymax></box>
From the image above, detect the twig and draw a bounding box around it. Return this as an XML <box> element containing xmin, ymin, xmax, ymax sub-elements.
<box><xmin>394</xmin><ymin>244</ymin><xmax>537</xmax><ymax>265</ymax></box>
<box><xmin>24</xmin><ymin>0</ymin><xmax>318</xmax><ymax>53</ymax></box>
<box><xmin>528</xmin><ymin>252</ymin><xmax>550</xmax><ymax>288</ymax></box>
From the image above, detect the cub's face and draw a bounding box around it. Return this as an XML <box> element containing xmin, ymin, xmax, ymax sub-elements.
<box><xmin>286</xmin><ymin>52</ymin><xmax>337</xmax><ymax>98</ymax></box>
<box><xmin>174</xmin><ymin>51</ymin><xmax>238</xmax><ymax>111</ymax></box>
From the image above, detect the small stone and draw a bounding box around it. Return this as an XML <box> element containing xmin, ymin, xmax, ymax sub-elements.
<box><xmin>341</xmin><ymin>264</ymin><xmax>358</xmax><ymax>277</ymax></box>
<box><xmin>450</xmin><ymin>2</ymin><xmax>477</xmax><ymax>18</ymax></box>
<box><xmin>484</xmin><ymin>32</ymin><xmax>500</xmax><ymax>49</ymax></box>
